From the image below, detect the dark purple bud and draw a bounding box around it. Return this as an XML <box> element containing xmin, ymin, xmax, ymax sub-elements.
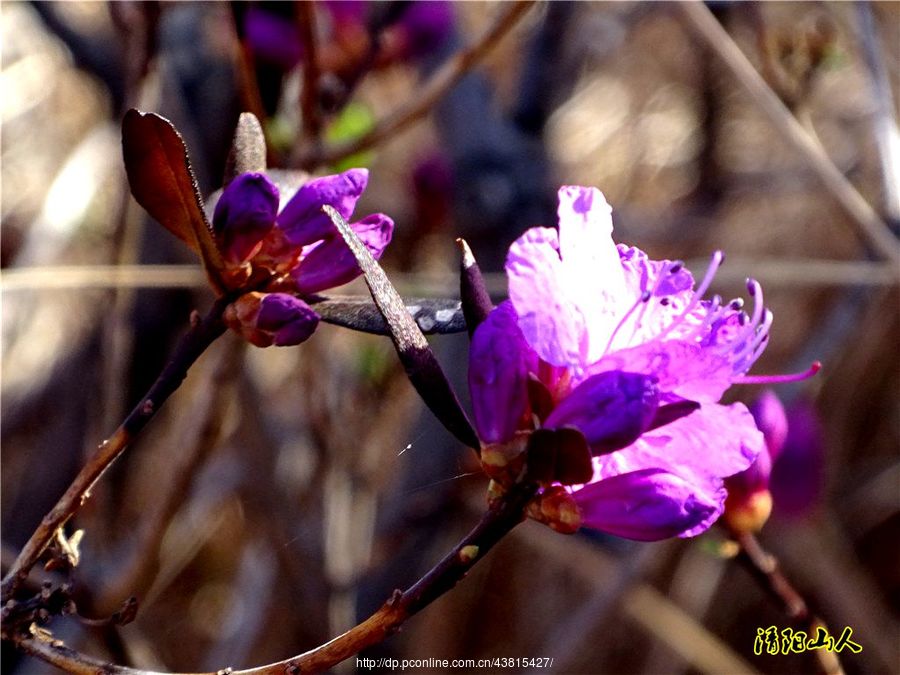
<box><xmin>544</xmin><ymin>371</ymin><xmax>660</xmax><ymax>454</ymax></box>
<box><xmin>257</xmin><ymin>293</ymin><xmax>320</xmax><ymax>346</ymax></box>
<box><xmin>213</xmin><ymin>173</ymin><xmax>280</xmax><ymax>264</ymax></box>
<box><xmin>770</xmin><ymin>400</ymin><xmax>824</xmax><ymax>517</ymax></box>
<box><xmin>748</xmin><ymin>390</ymin><xmax>788</xmax><ymax>460</ymax></box>
<box><xmin>646</xmin><ymin>400</ymin><xmax>700</xmax><ymax>432</ymax></box>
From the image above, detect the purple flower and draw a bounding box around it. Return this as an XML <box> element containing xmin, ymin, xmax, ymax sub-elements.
<box><xmin>384</xmin><ymin>1</ymin><xmax>454</xmax><ymax>61</ymax></box>
<box><xmin>214</xmin><ymin>168</ymin><xmax>393</xmax><ymax>347</ymax></box>
<box><xmin>469</xmin><ymin>185</ymin><xmax>800</xmax><ymax>541</ymax></box>
<box><xmin>244</xmin><ymin>5</ymin><xmax>304</xmax><ymax>70</ymax></box>
<box><xmin>243</xmin><ymin>1</ymin><xmax>453</xmax><ymax>73</ymax></box>
<box><xmin>723</xmin><ymin>390</ymin><xmax>788</xmax><ymax>532</ymax></box>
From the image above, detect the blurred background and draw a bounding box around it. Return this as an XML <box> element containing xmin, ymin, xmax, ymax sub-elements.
<box><xmin>2</xmin><ymin>2</ymin><xmax>898</xmax><ymax>674</ymax></box>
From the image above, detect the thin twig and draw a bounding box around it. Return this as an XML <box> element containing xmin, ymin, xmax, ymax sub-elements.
<box><xmin>296</xmin><ymin>1</ymin><xmax>537</xmax><ymax>169</ymax></box>
<box><xmin>733</xmin><ymin>530</ymin><xmax>844</xmax><ymax>675</ymax></box>
<box><xmin>11</xmin><ymin>483</ymin><xmax>537</xmax><ymax>675</ymax></box>
<box><xmin>0</xmin><ymin>297</ymin><xmax>230</xmax><ymax>603</ymax></box>
<box><xmin>93</xmin><ymin>339</ymin><xmax>244</xmax><ymax>615</ymax></box>
<box><xmin>296</xmin><ymin>1</ymin><xmax>322</xmax><ymax>145</ymax></box>
<box><xmin>854</xmin><ymin>1</ymin><xmax>900</xmax><ymax>222</ymax></box>
<box><xmin>677</xmin><ymin>1</ymin><xmax>900</xmax><ymax>269</ymax></box>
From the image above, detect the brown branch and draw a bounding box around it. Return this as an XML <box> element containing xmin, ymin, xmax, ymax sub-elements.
<box><xmin>296</xmin><ymin>1</ymin><xmax>322</xmax><ymax>145</ymax></box>
<box><xmin>1</xmin><ymin>297</ymin><xmax>230</xmax><ymax>603</ymax></box>
<box><xmin>677</xmin><ymin>1</ymin><xmax>900</xmax><ymax>269</ymax></box>
<box><xmin>733</xmin><ymin>530</ymin><xmax>844</xmax><ymax>675</ymax></box>
<box><xmin>11</xmin><ymin>482</ymin><xmax>537</xmax><ymax>675</ymax></box>
<box><xmin>93</xmin><ymin>339</ymin><xmax>244</xmax><ymax>615</ymax></box>
<box><xmin>296</xmin><ymin>1</ymin><xmax>537</xmax><ymax>169</ymax></box>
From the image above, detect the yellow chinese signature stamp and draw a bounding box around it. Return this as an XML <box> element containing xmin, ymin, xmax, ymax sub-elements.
<box><xmin>754</xmin><ymin>626</ymin><xmax>862</xmax><ymax>655</ymax></box>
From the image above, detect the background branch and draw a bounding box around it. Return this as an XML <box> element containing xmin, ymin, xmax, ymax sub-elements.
<box><xmin>677</xmin><ymin>1</ymin><xmax>900</xmax><ymax>268</ymax></box>
<box><xmin>295</xmin><ymin>1</ymin><xmax>536</xmax><ymax>169</ymax></box>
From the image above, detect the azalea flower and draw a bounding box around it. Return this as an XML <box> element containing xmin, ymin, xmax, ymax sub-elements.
<box><xmin>469</xmin><ymin>186</ymin><xmax>817</xmax><ymax>541</ymax></box>
<box><xmin>216</xmin><ymin>168</ymin><xmax>393</xmax><ymax>347</ymax></box>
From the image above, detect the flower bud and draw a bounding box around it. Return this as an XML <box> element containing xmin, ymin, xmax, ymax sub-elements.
<box><xmin>723</xmin><ymin>391</ymin><xmax>786</xmax><ymax>532</ymax></box>
<box><xmin>224</xmin><ymin>292</ymin><xmax>319</xmax><ymax>348</ymax></box>
<box><xmin>723</xmin><ymin>489</ymin><xmax>773</xmax><ymax>533</ymax></box>
<box><xmin>213</xmin><ymin>173</ymin><xmax>279</xmax><ymax>265</ymax></box>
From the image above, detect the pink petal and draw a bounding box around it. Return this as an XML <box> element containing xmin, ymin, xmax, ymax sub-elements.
<box><xmin>613</xmin><ymin>245</ymin><xmax>698</xmax><ymax>348</ymax></box>
<box><xmin>556</xmin><ymin>186</ymin><xmax>628</xmax><ymax>362</ymax></box>
<box><xmin>543</xmin><ymin>370</ymin><xmax>659</xmax><ymax>452</ymax></box>
<box><xmin>588</xmin><ymin>339</ymin><xmax>734</xmax><ymax>403</ymax></box>
<box><xmin>506</xmin><ymin>226</ymin><xmax>585</xmax><ymax>367</ymax></box>
<box><xmin>573</xmin><ymin>468</ymin><xmax>725</xmax><ymax>541</ymax></box>
<box><xmin>595</xmin><ymin>402</ymin><xmax>764</xmax><ymax>484</ymax></box>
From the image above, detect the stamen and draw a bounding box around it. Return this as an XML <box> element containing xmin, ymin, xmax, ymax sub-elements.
<box><xmin>690</xmin><ymin>294</ymin><xmax>723</xmax><ymax>339</ymax></box>
<box><xmin>654</xmin><ymin>250</ymin><xmax>724</xmax><ymax>342</ymax></box>
<box><xmin>628</xmin><ymin>260</ymin><xmax>682</xmax><ymax>342</ymax></box>
<box><xmin>604</xmin><ymin>290</ymin><xmax>651</xmax><ymax>354</ymax></box>
<box><xmin>725</xmin><ymin>279</ymin><xmax>764</xmax><ymax>352</ymax></box>
<box><xmin>729</xmin><ymin>298</ymin><xmax>744</xmax><ymax>310</ymax></box>
<box><xmin>734</xmin><ymin>361</ymin><xmax>821</xmax><ymax>384</ymax></box>
<box><xmin>733</xmin><ymin>309</ymin><xmax>773</xmax><ymax>364</ymax></box>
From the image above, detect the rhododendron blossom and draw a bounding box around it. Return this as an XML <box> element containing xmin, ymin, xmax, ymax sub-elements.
<box><xmin>469</xmin><ymin>186</ymin><xmax>813</xmax><ymax>541</ymax></box>
<box><xmin>215</xmin><ymin>168</ymin><xmax>393</xmax><ymax>346</ymax></box>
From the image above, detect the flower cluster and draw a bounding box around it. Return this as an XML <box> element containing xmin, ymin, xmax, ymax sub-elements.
<box><xmin>216</xmin><ymin>168</ymin><xmax>393</xmax><ymax>347</ymax></box>
<box><xmin>244</xmin><ymin>1</ymin><xmax>454</xmax><ymax>71</ymax></box>
<box><xmin>469</xmin><ymin>186</ymin><xmax>796</xmax><ymax>541</ymax></box>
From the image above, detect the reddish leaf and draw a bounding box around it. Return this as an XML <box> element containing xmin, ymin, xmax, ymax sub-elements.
<box><xmin>122</xmin><ymin>109</ymin><xmax>227</xmax><ymax>294</ymax></box>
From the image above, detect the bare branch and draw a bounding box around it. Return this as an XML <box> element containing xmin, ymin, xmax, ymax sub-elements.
<box><xmin>296</xmin><ymin>2</ymin><xmax>322</xmax><ymax>145</ymax></box>
<box><xmin>677</xmin><ymin>1</ymin><xmax>900</xmax><ymax>269</ymax></box>
<box><xmin>1</xmin><ymin>298</ymin><xmax>230</xmax><ymax>602</ymax></box>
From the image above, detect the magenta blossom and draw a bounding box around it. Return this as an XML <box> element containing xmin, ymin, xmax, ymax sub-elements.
<box><xmin>469</xmin><ymin>186</ymin><xmax>817</xmax><ymax>541</ymax></box>
<box><xmin>215</xmin><ymin>168</ymin><xmax>393</xmax><ymax>346</ymax></box>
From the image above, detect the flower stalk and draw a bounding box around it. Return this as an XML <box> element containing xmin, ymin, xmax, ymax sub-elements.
<box><xmin>1</xmin><ymin>296</ymin><xmax>230</xmax><ymax>603</ymax></box>
<box><xmin>11</xmin><ymin>481</ymin><xmax>538</xmax><ymax>675</ymax></box>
